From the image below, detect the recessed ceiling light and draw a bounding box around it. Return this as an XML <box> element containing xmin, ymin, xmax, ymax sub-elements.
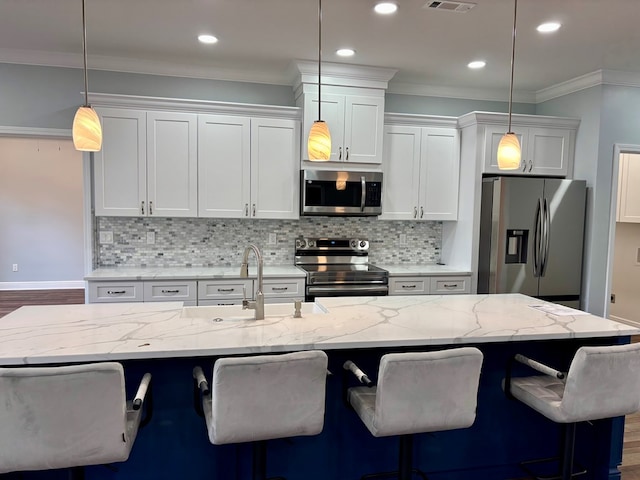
<box><xmin>468</xmin><ymin>60</ymin><xmax>486</xmax><ymax>69</ymax></box>
<box><xmin>198</xmin><ymin>34</ymin><xmax>218</xmax><ymax>44</ymax></box>
<box><xmin>537</xmin><ymin>22</ymin><xmax>561</xmax><ymax>33</ymax></box>
<box><xmin>336</xmin><ymin>48</ymin><xmax>356</xmax><ymax>57</ymax></box>
<box><xmin>374</xmin><ymin>2</ymin><xmax>398</xmax><ymax>14</ymax></box>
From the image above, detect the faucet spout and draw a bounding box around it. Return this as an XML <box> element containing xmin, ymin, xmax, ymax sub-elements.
<box><xmin>240</xmin><ymin>244</ymin><xmax>264</xmax><ymax>320</ymax></box>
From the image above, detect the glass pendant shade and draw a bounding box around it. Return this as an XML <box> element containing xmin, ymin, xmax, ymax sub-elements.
<box><xmin>497</xmin><ymin>132</ymin><xmax>521</xmax><ymax>170</ymax></box>
<box><xmin>308</xmin><ymin>120</ymin><xmax>331</xmax><ymax>161</ymax></box>
<box><xmin>72</xmin><ymin>106</ymin><xmax>103</xmax><ymax>152</ymax></box>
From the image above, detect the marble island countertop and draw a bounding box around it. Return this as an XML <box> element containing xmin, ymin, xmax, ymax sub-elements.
<box><xmin>0</xmin><ymin>294</ymin><xmax>637</xmax><ymax>366</ymax></box>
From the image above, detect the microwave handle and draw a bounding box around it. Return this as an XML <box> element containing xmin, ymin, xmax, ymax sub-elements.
<box><xmin>361</xmin><ymin>176</ymin><xmax>366</xmax><ymax>212</ymax></box>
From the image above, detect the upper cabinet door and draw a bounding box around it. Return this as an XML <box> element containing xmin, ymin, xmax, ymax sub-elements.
<box><xmin>302</xmin><ymin>93</ymin><xmax>345</xmax><ymax>162</ymax></box>
<box><xmin>94</xmin><ymin>108</ymin><xmax>147</xmax><ymax>216</ymax></box>
<box><xmin>526</xmin><ymin>127</ymin><xmax>571</xmax><ymax>176</ymax></box>
<box><xmin>380</xmin><ymin>125</ymin><xmax>422</xmax><ymax>220</ymax></box>
<box><xmin>198</xmin><ymin>114</ymin><xmax>251</xmax><ymax>218</ymax></box>
<box><xmin>343</xmin><ymin>95</ymin><xmax>384</xmax><ymax>164</ymax></box>
<box><xmin>250</xmin><ymin>118</ymin><xmax>300</xmax><ymax>220</ymax></box>
<box><xmin>618</xmin><ymin>153</ymin><xmax>640</xmax><ymax>223</ymax></box>
<box><xmin>420</xmin><ymin>127</ymin><xmax>460</xmax><ymax>221</ymax></box>
<box><xmin>147</xmin><ymin>112</ymin><xmax>198</xmax><ymax>217</ymax></box>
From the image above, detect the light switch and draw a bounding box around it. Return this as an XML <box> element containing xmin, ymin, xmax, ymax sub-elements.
<box><xmin>147</xmin><ymin>232</ymin><xmax>156</xmax><ymax>244</ymax></box>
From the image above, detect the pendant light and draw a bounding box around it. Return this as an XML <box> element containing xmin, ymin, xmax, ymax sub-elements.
<box><xmin>497</xmin><ymin>0</ymin><xmax>521</xmax><ymax>170</ymax></box>
<box><xmin>307</xmin><ymin>0</ymin><xmax>331</xmax><ymax>161</ymax></box>
<box><xmin>72</xmin><ymin>0</ymin><xmax>102</xmax><ymax>152</ymax></box>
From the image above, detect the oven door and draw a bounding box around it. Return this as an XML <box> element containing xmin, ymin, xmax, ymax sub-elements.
<box><xmin>306</xmin><ymin>284</ymin><xmax>389</xmax><ymax>301</ymax></box>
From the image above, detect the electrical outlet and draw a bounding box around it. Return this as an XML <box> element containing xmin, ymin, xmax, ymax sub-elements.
<box><xmin>268</xmin><ymin>233</ymin><xmax>277</xmax><ymax>245</ymax></box>
<box><xmin>147</xmin><ymin>232</ymin><xmax>156</xmax><ymax>244</ymax></box>
<box><xmin>399</xmin><ymin>234</ymin><xmax>407</xmax><ymax>246</ymax></box>
<box><xmin>12</xmin><ymin>264</ymin><xmax>18</xmax><ymax>272</ymax></box>
<box><xmin>99</xmin><ymin>231</ymin><xmax>113</xmax><ymax>244</ymax></box>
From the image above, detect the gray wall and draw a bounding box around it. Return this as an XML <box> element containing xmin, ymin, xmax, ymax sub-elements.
<box><xmin>385</xmin><ymin>93</ymin><xmax>535</xmax><ymax>117</ymax></box>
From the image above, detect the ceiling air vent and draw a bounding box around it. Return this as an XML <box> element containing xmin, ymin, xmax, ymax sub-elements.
<box><xmin>424</xmin><ymin>0</ymin><xmax>476</xmax><ymax>13</ymax></box>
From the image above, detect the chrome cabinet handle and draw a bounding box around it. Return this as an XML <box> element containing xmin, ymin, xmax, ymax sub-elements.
<box><xmin>244</xmin><ymin>203</ymin><xmax>249</xmax><ymax>216</ymax></box>
<box><xmin>413</xmin><ymin>207</ymin><xmax>417</xmax><ymax>218</ymax></box>
<box><xmin>107</xmin><ymin>290</ymin><xmax>126</xmax><ymax>295</ymax></box>
<box><xmin>528</xmin><ymin>160</ymin><xmax>533</xmax><ymax>172</ymax></box>
<box><xmin>149</xmin><ymin>201</ymin><xmax>153</xmax><ymax>215</ymax></box>
<box><xmin>141</xmin><ymin>201</ymin><xmax>145</xmax><ymax>215</ymax></box>
<box><xmin>420</xmin><ymin>206</ymin><xmax>424</xmax><ymax>218</ymax></box>
<box><xmin>401</xmin><ymin>284</ymin><xmax>417</xmax><ymax>289</ymax></box>
<box><xmin>443</xmin><ymin>284</ymin><xmax>458</xmax><ymax>288</ymax></box>
<box><xmin>346</xmin><ymin>147</ymin><xmax>349</xmax><ymax>161</ymax></box>
<box><xmin>338</xmin><ymin>146</ymin><xmax>342</xmax><ymax>160</ymax></box>
<box><xmin>161</xmin><ymin>289</ymin><xmax>180</xmax><ymax>294</ymax></box>
<box><xmin>271</xmin><ymin>287</ymin><xmax>288</xmax><ymax>291</ymax></box>
<box><xmin>522</xmin><ymin>161</ymin><xmax>527</xmax><ymax>173</ymax></box>
<box><xmin>252</xmin><ymin>204</ymin><xmax>256</xmax><ymax>216</ymax></box>
<box><xmin>217</xmin><ymin>288</ymin><xmax>235</xmax><ymax>292</ymax></box>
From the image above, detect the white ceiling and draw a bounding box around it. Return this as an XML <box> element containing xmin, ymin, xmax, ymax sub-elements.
<box><xmin>1</xmin><ymin>0</ymin><xmax>639</xmax><ymax>101</ymax></box>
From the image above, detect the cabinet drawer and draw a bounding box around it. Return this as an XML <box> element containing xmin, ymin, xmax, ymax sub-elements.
<box><xmin>389</xmin><ymin>277</ymin><xmax>429</xmax><ymax>295</ymax></box>
<box><xmin>262</xmin><ymin>278</ymin><xmax>304</xmax><ymax>298</ymax></box>
<box><xmin>198</xmin><ymin>280</ymin><xmax>254</xmax><ymax>301</ymax></box>
<box><xmin>144</xmin><ymin>281</ymin><xmax>196</xmax><ymax>302</ymax></box>
<box><xmin>429</xmin><ymin>276</ymin><xmax>470</xmax><ymax>295</ymax></box>
<box><xmin>88</xmin><ymin>281</ymin><xmax>143</xmax><ymax>303</ymax></box>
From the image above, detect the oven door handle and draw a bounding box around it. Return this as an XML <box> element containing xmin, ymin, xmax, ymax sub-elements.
<box><xmin>307</xmin><ymin>285</ymin><xmax>389</xmax><ymax>295</ymax></box>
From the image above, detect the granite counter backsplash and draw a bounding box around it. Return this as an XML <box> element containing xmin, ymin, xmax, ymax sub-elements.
<box><xmin>96</xmin><ymin>217</ymin><xmax>441</xmax><ymax>267</ymax></box>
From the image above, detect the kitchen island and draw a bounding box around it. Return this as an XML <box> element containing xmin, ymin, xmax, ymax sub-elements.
<box><xmin>1</xmin><ymin>294</ymin><xmax>636</xmax><ymax>480</ymax></box>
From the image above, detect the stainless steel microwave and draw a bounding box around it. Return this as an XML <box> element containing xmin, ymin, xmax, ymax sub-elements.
<box><xmin>300</xmin><ymin>169</ymin><xmax>383</xmax><ymax>216</ymax></box>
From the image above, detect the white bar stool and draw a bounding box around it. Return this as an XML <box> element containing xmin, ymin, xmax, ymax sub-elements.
<box><xmin>504</xmin><ymin>343</ymin><xmax>640</xmax><ymax>480</ymax></box>
<box><xmin>193</xmin><ymin>350</ymin><xmax>328</xmax><ymax>480</ymax></box>
<box><xmin>343</xmin><ymin>347</ymin><xmax>484</xmax><ymax>480</ymax></box>
<box><xmin>0</xmin><ymin>362</ymin><xmax>152</xmax><ymax>479</ymax></box>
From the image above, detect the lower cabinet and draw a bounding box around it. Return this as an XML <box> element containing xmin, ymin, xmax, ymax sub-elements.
<box><xmin>389</xmin><ymin>275</ymin><xmax>471</xmax><ymax>296</ymax></box>
<box><xmin>89</xmin><ymin>277</ymin><xmax>304</xmax><ymax>305</ymax></box>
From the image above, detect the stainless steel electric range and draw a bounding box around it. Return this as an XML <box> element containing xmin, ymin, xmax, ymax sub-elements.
<box><xmin>294</xmin><ymin>237</ymin><xmax>389</xmax><ymax>300</ymax></box>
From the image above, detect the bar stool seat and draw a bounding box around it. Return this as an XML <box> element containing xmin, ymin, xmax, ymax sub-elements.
<box><xmin>504</xmin><ymin>343</ymin><xmax>640</xmax><ymax>480</ymax></box>
<box><xmin>344</xmin><ymin>347</ymin><xmax>484</xmax><ymax>479</ymax></box>
<box><xmin>0</xmin><ymin>362</ymin><xmax>152</xmax><ymax>478</ymax></box>
<box><xmin>193</xmin><ymin>350</ymin><xmax>328</xmax><ymax>480</ymax></box>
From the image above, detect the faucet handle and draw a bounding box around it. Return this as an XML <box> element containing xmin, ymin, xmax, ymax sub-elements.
<box><xmin>294</xmin><ymin>300</ymin><xmax>302</xmax><ymax>318</ymax></box>
<box><xmin>242</xmin><ymin>285</ymin><xmax>247</xmax><ymax>300</ymax></box>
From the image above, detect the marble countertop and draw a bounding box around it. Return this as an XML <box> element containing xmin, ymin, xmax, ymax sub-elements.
<box><xmin>0</xmin><ymin>294</ymin><xmax>637</xmax><ymax>365</ymax></box>
<box><xmin>85</xmin><ymin>265</ymin><xmax>306</xmax><ymax>281</ymax></box>
<box><xmin>379</xmin><ymin>264</ymin><xmax>472</xmax><ymax>276</ymax></box>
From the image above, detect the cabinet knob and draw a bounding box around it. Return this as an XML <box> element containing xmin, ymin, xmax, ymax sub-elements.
<box><xmin>141</xmin><ymin>201</ymin><xmax>145</xmax><ymax>215</ymax></box>
<box><xmin>413</xmin><ymin>207</ymin><xmax>417</xmax><ymax>218</ymax></box>
<box><xmin>338</xmin><ymin>146</ymin><xmax>342</xmax><ymax>160</ymax></box>
<box><xmin>149</xmin><ymin>201</ymin><xmax>153</xmax><ymax>215</ymax></box>
<box><xmin>528</xmin><ymin>160</ymin><xmax>533</xmax><ymax>172</ymax></box>
<box><xmin>244</xmin><ymin>203</ymin><xmax>249</xmax><ymax>216</ymax></box>
<box><xmin>345</xmin><ymin>147</ymin><xmax>349</xmax><ymax>161</ymax></box>
<box><xmin>420</xmin><ymin>206</ymin><xmax>424</xmax><ymax>219</ymax></box>
<box><xmin>252</xmin><ymin>204</ymin><xmax>256</xmax><ymax>216</ymax></box>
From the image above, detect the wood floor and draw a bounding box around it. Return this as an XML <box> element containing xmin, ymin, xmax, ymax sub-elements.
<box><xmin>1</xmin><ymin>291</ymin><xmax>639</xmax><ymax>478</ymax></box>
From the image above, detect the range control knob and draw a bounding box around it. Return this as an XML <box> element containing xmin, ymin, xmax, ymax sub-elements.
<box><xmin>359</xmin><ymin>240</ymin><xmax>367</xmax><ymax>248</ymax></box>
<box><xmin>308</xmin><ymin>240</ymin><xmax>315</xmax><ymax>247</ymax></box>
<box><xmin>350</xmin><ymin>240</ymin><xmax>357</xmax><ymax>248</ymax></box>
<box><xmin>296</xmin><ymin>239</ymin><xmax>306</xmax><ymax>249</ymax></box>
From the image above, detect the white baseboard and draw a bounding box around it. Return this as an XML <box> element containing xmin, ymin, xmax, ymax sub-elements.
<box><xmin>0</xmin><ymin>281</ymin><xmax>85</xmax><ymax>291</ymax></box>
<box><xmin>609</xmin><ymin>314</ymin><xmax>640</xmax><ymax>329</ymax></box>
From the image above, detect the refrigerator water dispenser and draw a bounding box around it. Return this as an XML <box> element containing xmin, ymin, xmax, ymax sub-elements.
<box><xmin>505</xmin><ymin>229</ymin><xmax>528</xmax><ymax>264</ymax></box>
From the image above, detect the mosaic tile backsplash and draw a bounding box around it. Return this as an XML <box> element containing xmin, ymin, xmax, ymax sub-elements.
<box><xmin>96</xmin><ymin>217</ymin><xmax>442</xmax><ymax>267</ymax></box>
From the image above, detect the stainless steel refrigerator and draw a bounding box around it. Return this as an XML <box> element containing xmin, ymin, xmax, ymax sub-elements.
<box><xmin>477</xmin><ymin>176</ymin><xmax>587</xmax><ymax>308</ymax></box>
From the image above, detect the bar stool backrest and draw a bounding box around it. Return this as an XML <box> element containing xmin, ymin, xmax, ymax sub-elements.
<box><xmin>0</xmin><ymin>362</ymin><xmax>129</xmax><ymax>474</ymax></box>
<box><xmin>561</xmin><ymin>343</ymin><xmax>640</xmax><ymax>423</ymax></box>
<box><xmin>373</xmin><ymin>347</ymin><xmax>484</xmax><ymax>437</ymax></box>
<box><xmin>208</xmin><ymin>350</ymin><xmax>328</xmax><ymax>444</ymax></box>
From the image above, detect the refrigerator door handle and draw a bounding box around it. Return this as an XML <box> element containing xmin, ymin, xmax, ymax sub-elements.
<box><xmin>541</xmin><ymin>198</ymin><xmax>551</xmax><ymax>277</ymax></box>
<box><xmin>533</xmin><ymin>198</ymin><xmax>543</xmax><ymax>278</ymax></box>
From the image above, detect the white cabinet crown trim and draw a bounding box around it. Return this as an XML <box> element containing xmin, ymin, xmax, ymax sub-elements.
<box><xmin>458</xmin><ymin>111</ymin><xmax>580</xmax><ymax>130</ymax></box>
<box><xmin>88</xmin><ymin>93</ymin><xmax>301</xmax><ymax>120</ymax></box>
<box><xmin>291</xmin><ymin>60</ymin><xmax>397</xmax><ymax>91</ymax></box>
<box><xmin>384</xmin><ymin>113</ymin><xmax>458</xmax><ymax>128</ymax></box>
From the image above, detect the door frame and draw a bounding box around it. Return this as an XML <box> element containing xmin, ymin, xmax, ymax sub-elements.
<box><xmin>604</xmin><ymin>143</ymin><xmax>640</xmax><ymax>320</ymax></box>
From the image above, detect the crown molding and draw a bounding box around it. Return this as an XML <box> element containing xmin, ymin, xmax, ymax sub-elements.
<box><xmin>289</xmin><ymin>60</ymin><xmax>398</xmax><ymax>91</ymax></box>
<box><xmin>387</xmin><ymin>81</ymin><xmax>537</xmax><ymax>104</ymax></box>
<box><xmin>384</xmin><ymin>113</ymin><xmax>458</xmax><ymax>127</ymax></box>
<box><xmin>0</xmin><ymin>126</ymin><xmax>71</xmax><ymax>138</ymax></box>
<box><xmin>535</xmin><ymin>71</ymin><xmax>605</xmax><ymax>103</ymax></box>
<box><xmin>88</xmin><ymin>93</ymin><xmax>301</xmax><ymax>119</ymax></box>
<box><xmin>458</xmin><ymin>111</ymin><xmax>580</xmax><ymax>129</ymax></box>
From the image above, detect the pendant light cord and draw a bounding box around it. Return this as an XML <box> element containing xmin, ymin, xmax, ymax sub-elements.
<box><xmin>507</xmin><ymin>0</ymin><xmax>517</xmax><ymax>132</ymax></box>
<box><xmin>318</xmin><ymin>0</ymin><xmax>322</xmax><ymax>122</ymax></box>
<box><xmin>81</xmin><ymin>0</ymin><xmax>90</xmax><ymax>107</ymax></box>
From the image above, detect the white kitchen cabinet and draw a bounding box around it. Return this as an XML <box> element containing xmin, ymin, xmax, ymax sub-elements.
<box><xmin>262</xmin><ymin>278</ymin><xmax>304</xmax><ymax>303</ymax></box>
<box><xmin>483</xmin><ymin>125</ymin><xmax>572</xmax><ymax>177</ymax></box>
<box><xmin>430</xmin><ymin>276</ymin><xmax>470</xmax><ymax>295</ymax></box>
<box><xmin>197</xmin><ymin>279</ymin><xmax>254</xmax><ymax>305</ymax></box>
<box><xmin>94</xmin><ymin>108</ymin><xmax>197</xmax><ymax>217</ymax></box>
<box><xmin>143</xmin><ymin>280</ymin><xmax>197</xmax><ymax>304</ymax></box>
<box><xmin>198</xmin><ymin>115</ymin><xmax>299</xmax><ymax>219</ymax></box>
<box><xmin>302</xmin><ymin>93</ymin><xmax>384</xmax><ymax>165</ymax></box>
<box><xmin>388</xmin><ymin>275</ymin><xmax>471</xmax><ymax>296</ymax></box>
<box><xmin>88</xmin><ymin>281</ymin><xmax>144</xmax><ymax>303</ymax></box>
<box><xmin>381</xmin><ymin>125</ymin><xmax>459</xmax><ymax>221</ymax></box>
<box><xmin>389</xmin><ymin>277</ymin><xmax>429</xmax><ymax>295</ymax></box>
<box><xmin>617</xmin><ymin>153</ymin><xmax>640</xmax><ymax>223</ymax></box>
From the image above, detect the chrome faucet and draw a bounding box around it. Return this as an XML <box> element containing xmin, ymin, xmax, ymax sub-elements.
<box><xmin>240</xmin><ymin>244</ymin><xmax>264</xmax><ymax>320</ymax></box>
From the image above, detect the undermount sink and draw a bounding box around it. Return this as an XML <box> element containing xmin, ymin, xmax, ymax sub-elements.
<box><xmin>180</xmin><ymin>301</ymin><xmax>327</xmax><ymax>321</ymax></box>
